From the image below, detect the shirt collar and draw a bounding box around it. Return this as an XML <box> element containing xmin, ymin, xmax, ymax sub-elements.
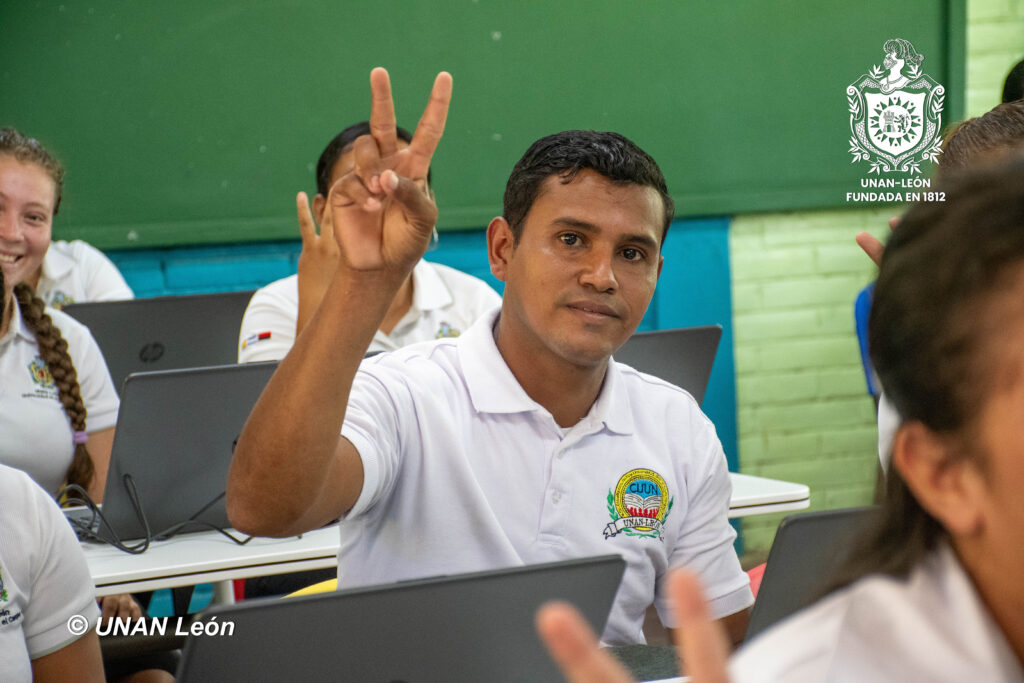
<box><xmin>0</xmin><ymin>300</ymin><xmax>35</xmax><ymax>349</ymax></box>
<box><xmin>457</xmin><ymin>307</ymin><xmax>634</xmax><ymax>435</ymax></box>
<box><xmin>40</xmin><ymin>243</ymin><xmax>75</xmax><ymax>284</ymax></box>
<box><xmin>410</xmin><ymin>260</ymin><xmax>454</xmax><ymax>313</ymax></box>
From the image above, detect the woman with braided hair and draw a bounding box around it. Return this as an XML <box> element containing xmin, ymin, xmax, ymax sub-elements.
<box><xmin>0</xmin><ymin>252</ymin><xmax>118</xmax><ymax>500</ymax></box>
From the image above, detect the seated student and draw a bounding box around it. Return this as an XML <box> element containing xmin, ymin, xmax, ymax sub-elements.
<box><xmin>0</xmin><ymin>128</ymin><xmax>133</xmax><ymax>310</ymax></box>
<box><xmin>237</xmin><ymin>121</ymin><xmax>500</xmax><ymax>363</ymax></box>
<box><xmin>227</xmin><ymin>68</ymin><xmax>753</xmax><ymax>646</ymax></box>
<box><xmin>0</xmin><ymin>463</ymin><xmax>104</xmax><ymax>683</ymax></box>
<box><xmin>0</xmin><ymin>248</ymin><xmax>174</xmax><ymax>683</ymax></box>
<box><xmin>539</xmin><ymin>156</ymin><xmax>1024</xmax><ymax>681</ymax></box>
<box><xmin>859</xmin><ymin>99</ymin><xmax>1024</xmax><ymax>468</ymax></box>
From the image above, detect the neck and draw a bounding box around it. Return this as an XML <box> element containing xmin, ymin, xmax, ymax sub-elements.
<box><xmin>954</xmin><ymin>537</ymin><xmax>1024</xmax><ymax>666</ymax></box>
<box><xmin>380</xmin><ymin>273</ymin><xmax>414</xmax><ymax>335</ymax></box>
<box><xmin>493</xmin><ymin>312</ymin><xmax>607</xmax><ymax>428</ymax></box>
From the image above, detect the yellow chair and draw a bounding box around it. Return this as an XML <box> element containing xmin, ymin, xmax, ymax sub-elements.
<box><xmin>285</xmin><ymin>579</ymin><xmax>337</xmax><ymax>597</ymax></box>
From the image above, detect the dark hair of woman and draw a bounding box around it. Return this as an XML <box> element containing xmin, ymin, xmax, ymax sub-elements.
<box><xmin>828</xmin><ymin>155</ymin><xmax>1024</xmax><ymax>590</ymax></box>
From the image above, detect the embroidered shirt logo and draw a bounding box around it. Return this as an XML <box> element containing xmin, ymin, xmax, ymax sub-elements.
<box><xmin>435</xmin><ymin>322</ymin><xmax>460</xmax><ymax>339</ymax></box>
<box><xmin>28</xmin><ymin>357</ymin><xmax>54</xmax><ymax>389</ymax></box>
<box><xmin>604</xmin><ymin>468</ymin><xmax>673</xmax><ymax>541</ymax></box>
<box><xmin>48</xmin><ymin>291</ymin><xmax>74</xmax><ymax>310</ymax></box>
<box><xmin>0</xmin><ymin>567</ymin><xmax>7</xmax><ymax>601</ymax></box>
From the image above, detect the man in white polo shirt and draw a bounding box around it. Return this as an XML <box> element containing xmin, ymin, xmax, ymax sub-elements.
<box><xmin>237</xmin><ymin>121</ymin><xmax>500</xmax><ymax>363</ymax></box>
<box><xmin>227</xmin><ymin>68</ymin><xmax>752</xmax><ymax>646</ymax></box>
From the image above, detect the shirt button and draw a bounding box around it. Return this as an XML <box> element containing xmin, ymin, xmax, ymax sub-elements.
<box><xmin>552</xmin><ymin>491</ymin><xmax>562</xmax><ymax>503</ymax></box>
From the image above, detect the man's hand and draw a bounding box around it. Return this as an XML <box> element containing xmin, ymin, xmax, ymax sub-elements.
<box><xmin>856</xmin><ymin>215</ymin><xmax>900</xmax><ymax>267</ymax></box>
<box><xmin>296</xmin><ymin>191</ymin><xmax>339</xmax><ymax>336</ymax></box>
<box><xmin>328</xmin><ymin>67</ymin><xmax>452</xmax><ymax>274</ymax></box>
<box><xmin>99</xmin><ymin>593</ymin><xmax>143</xmax><ymax>624</ymax></box>
<box><xmin>536</xmin><ymin>570</ymin><xmax>732</xmax><ymax>683</ymax></box>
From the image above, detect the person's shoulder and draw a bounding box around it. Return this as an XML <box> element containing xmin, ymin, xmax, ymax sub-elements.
<box><xmin>249</xmin><ymin>273</ymin><xmax>299</xmax><ymax>306</ymax></box>
<box><xmin>49</xmin><ymin>239</ymin><xmax>110</xmax><ymax>263</ymax></box>
<box><xmin>426</xmin><ymin>262</ymin><xmax>499</xmax><ymax>295</ymax></box>
<box><xmin>612</xmin><ymin>360</ymin><xmax>701</xmax><ymax>408</ymax></box>
<box><xmin>0</xmin><ymin>463</ymin><xmax>50</xmax><ymax>515</ymax></box>
<box><xmin>730</xmin><ymin>586</ymin><xmax>853</xmax><ymax>681</ymax></box>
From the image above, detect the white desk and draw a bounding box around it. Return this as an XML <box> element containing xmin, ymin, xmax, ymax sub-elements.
<box><xmin>727</xmin><ymin>472</ymin><xmax>810</xmax><ymax>518</ymax></box>
<box><xmin>84</xmin><ymin>526</ymin><xmax>339</xmax><ymax>598</ymax></box>
<box><xmin>85</xmin><ymin>474</ymin><xmax>808</xmax><ymax>597</ymax></box>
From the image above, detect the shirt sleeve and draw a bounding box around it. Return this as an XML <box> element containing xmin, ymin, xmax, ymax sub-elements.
<box><xmin>238</xmin><ymin>283</ymin><xmax>297</xmax><ymax>363</ymax></box>
<box><xmin>339</xmin><ymin>357</ymin><xmax>414</xmax><ymax>518</ymax></box>
<box><xmin>13</xmin><ymin>470</ymin><xmax>100</xmax><ymax>658</ymax></box>
<box><xmin>76</xmin><ymin>241</ymin><xmax>134</xmax><ymax>302</ymax></box>
<box><xmin>658</xmin><ymin>411</ymin><xmax>753</xmax><ymax>625</ymax></box>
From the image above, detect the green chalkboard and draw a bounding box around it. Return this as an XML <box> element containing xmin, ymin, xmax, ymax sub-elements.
<box><xmin>2</xmin><ymin>1</ymin><xmax>964</xmax><ymax>249</ymax></box>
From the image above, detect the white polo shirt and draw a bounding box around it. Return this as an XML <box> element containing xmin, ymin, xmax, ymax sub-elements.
<box><xmin>238</xmin><ymin>260</ymin><xmax>501</xmax><ymax>363</ymax></box>
<box><xmin>36</xmin><ymin>240</ymin><xmax>134</xmax><ymax>310</ymax></box>
<box><xmin>0</xmin><ymin>304</ymin><xmax>119</xmax><ymax>496</ymax></box>
<box><xmin>339</xmin><ymin>308</ymin><xmax>753</xmax><ymax>645</ymax></box>
<box><xmin>0</xmin><ymin>464</ymin><xmax>100</xmax><ymax>682</ymax></box>
<box><xmin>730</xmin><ymin>544</ymin><xmax>1023</xmax><ymax>681</ymax></box>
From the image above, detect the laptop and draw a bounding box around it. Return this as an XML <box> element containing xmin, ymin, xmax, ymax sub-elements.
<box><xmin>176</xmin><ymin>554</ymin><xmax>626</xmax><ymax>683</ymax></box>
<box><xmin>614</xmin><ymin>325</ymin><xmax>722</xmax><ymax>405</ymax></box>
<box><xmin>745</xmin><ymin>506</ymin><xmax>878</xmax><ymax>640</ymax></box>
<box><xmin>62</xmin><ymin>290</ymin><xmax>255</xmax><ymax>396</ymax></box>
<box><xmin>67</xmin><ymin>362</ymin><xmax>278</xmax><ymax>543</ymax></box>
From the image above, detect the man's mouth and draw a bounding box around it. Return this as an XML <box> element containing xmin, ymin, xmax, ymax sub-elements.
<box><xmin>567</xmin><ymin>302</ymin><xmax>619</xmax><ymax>319</ymax></box>
<box><xmin>0</xmin><ymin>252</ymin><xmax>22</xmax><ymax>265</ymax></box>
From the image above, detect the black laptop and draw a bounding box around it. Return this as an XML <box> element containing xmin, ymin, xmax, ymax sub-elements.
<box><xmin>614</xmin><ymin>325</ymin><xmax>722</xmax><ymax>406</ymax></box>
<box><xmin>66</xmin><ymin>362</ymin><xmax>277</xmax><ymax>543</ymax></box>
<box><xmin>176</xmin><ymin>554</ymin><xmax>626</xmax><ymax>683</ymax></box>
<box><xmin>62</xmin><ymin>290</ymin><xmax>254</xmax><ymax>396</ymax></box>
<box><xmin>745</xmin><ymin>506</ymin><xmax>878</xmax><ymax>639</ymax></box>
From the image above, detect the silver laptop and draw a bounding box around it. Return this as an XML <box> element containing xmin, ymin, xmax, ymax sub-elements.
<box><xmin>745</xmin><ymin>506</ymin><xmax>877</xmax><ymax>639</ymax></box>
<box><xmin>177</xmin><ymin>554</ymin><xmax>626</xmax><ymax>683</ymax></box>
<box><xmin>614</xmin><ymin>325</ymin><xmax>722</xmax><ymax>405</ymax></box>
<box><xmin>67</xmin><ymin>362</ymin><xmax>278</xmax><ymax>543</ymax></box>
<box><xmin>62</xmin><ymin>290</ymin><xmax>254</xmax><ymax>396</ymax></box>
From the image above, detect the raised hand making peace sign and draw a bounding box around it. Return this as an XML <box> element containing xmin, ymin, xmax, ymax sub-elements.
<box><xmin>327</xmin><ymin>68</ymin><xmax>452</xmax><ymax>274</ymax></box>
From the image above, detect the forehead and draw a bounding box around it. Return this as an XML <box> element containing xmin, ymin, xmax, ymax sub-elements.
<box><xmin>0</xmin><ymin>155</ymin><xmax>57</xmax><ymax>207</ymax></box>
<box><xmin>524</xmin><ymin>169</ymin><xmax>664</xmax><ymax>239</ymax></box>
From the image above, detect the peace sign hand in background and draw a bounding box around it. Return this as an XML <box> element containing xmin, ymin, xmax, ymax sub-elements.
<box><xmin>328</xmin><ymin>67</ymin><xmax>452</xmax><ymax>275</ymax></box>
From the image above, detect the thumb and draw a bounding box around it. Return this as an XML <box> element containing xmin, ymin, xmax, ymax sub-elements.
<box><xmin>381</xmin><ymin>169</ymin><xmax>438</xmax><ymax>232</ymax></box>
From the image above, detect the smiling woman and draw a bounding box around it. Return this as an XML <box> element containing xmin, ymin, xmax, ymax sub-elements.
<box><xmin>0</xmin><ymin>128</ymin><xmax>133</xmax><ymax>309</ymax></box>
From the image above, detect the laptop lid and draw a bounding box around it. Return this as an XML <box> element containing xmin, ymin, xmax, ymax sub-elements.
<box><xmin>95</xmin><ymin>362</ymin><xmax>278</xmax><ymax>542</ymax></box>
<box><xmin>745</xmin><ymin>506</ymin><xmax>877</xmax><ymax>640</ymax></box>
<box><xmin>613</xmin><ymin>325</ymin><xmax>722</xmax><ymax>406</ymax></box>
<box><xmin>177</xmin><ymin>554</ymin><xmax>626</xmax><ymax>683</ymax></box>
<box><xmin>63</xmin><ymin>290</ymin><xmax>255</xmax><ymax>396</ymax></box>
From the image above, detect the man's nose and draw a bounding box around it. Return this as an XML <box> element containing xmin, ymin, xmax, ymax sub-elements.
<box><xmin>578</xmin><ymin>247</ymin><xmax>618</xmax><ymax>292</ymax></box>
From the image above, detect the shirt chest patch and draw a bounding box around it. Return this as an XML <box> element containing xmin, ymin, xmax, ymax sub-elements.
<box><xmin>435</xmin><ymin>322</ymin><xmax>460</xmax><ymax>339</ymax></box>
<box><xmin>603</xmin><ymin>468</ymin><xmax>673</xmax><ymax>541</ymax></box>
<box><xmin>48</xmin><ymin>290</ymin><xmax>74</xmax><ymax>310</ymax></box>
<box><xmin>28</xmin><ymin>357</ymin><xmax>54</xmax><ymax>389</ymax></box>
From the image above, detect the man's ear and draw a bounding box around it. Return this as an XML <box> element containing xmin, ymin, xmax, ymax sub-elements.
<box><xmin>312</xmin><ymin>194</ymin><xmax>327</xmax><ymax>224</ymax></box>
<box><xmin>892</xmin><ymin>422</ymin><xmax>985</xmax><ymax>536</ymax></box>
<box><xmin>487</xmin><ymin>217</ymin><xmax>514</xmax><ymax>283</ymax></box>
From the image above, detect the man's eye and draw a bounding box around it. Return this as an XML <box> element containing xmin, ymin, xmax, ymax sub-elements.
<box><xmin>560</xmin><ymin>233</ymin><xmax>579</xmax><ymax>246</ymax></box>
<box><xmin>622</xmin><ymin>248</ymin><xmax>642</xmax><ymax>261</ymax></box>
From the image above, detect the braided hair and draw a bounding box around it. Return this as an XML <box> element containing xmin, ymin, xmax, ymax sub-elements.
<box><xmin>11</xmin><ymin>280</ymin><xmax>95</xmax><ymax>492</ymax></box>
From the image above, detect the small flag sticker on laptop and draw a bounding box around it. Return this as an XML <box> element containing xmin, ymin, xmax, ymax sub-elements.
<box><xmin>242</xmin><ymin>331</ymin><xmax>272</xmax><ymax>349</ymax></box>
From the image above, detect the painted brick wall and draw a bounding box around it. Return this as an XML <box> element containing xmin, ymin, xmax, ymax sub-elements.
<box><xmin>734</xmin><ymin>0</ymin><xmax>1024</xmax><ymax>557</ymax></box>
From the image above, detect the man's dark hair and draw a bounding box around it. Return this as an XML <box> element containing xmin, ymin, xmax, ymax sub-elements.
<box><xmin>1001</xmin><ymin>57</ymin><xmax>1024</xmax><ymax>103</ymax></box>
<box><xmin>502</xmin><ymin>130</ymin><xmax>674</xmax><ymax>244</ymax></box>
<box><xmin>939</xmin><ymin>100</ymin><xmax>1024</xmax><ymax>174</ymax></box>
<box><xmin>315</xmin><ymin>122</ymin><xmax>431</xmax><ymax>196</ymax></box>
